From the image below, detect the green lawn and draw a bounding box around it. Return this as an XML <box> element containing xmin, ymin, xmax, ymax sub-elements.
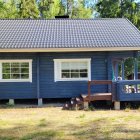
<box><xmin>0</xmin><ymin>107</ymin><xmax>140</xmax><ymax>140</ymax></box>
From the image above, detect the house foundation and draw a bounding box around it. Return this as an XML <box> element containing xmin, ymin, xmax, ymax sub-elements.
<box><xmin>38</xmin><ymin>98</ymin><xmax>43</xmax><ymax>106</ymax></box>
<box><xmin>9</xmin><ymin>99</ymin><xmax>15</xmax><ymax>105</ymax></box>
<box><xmin>114</xmin><ymin>101</ymin><xmax>120</xmax><ymax>110</ymax></box>
<box><xmin>83</xmin><ymin>102</ymin><xmax>89</xmax><ymax>109</ymax></box>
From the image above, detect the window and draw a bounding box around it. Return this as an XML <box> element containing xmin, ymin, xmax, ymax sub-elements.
<box><xmin>54</xmin><ymin>59</ymin><xmax>91</xmax><ymax>81</ymax></box>
<box><xmin>0</xmin><ymin>60</ymin><xmax>32</xmax><ymax>82</ymax></box>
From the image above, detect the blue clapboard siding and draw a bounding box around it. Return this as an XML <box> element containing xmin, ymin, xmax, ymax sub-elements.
<box><xmin>0</xmin><ymin>51</ymin><xmax>139</xmax><ymax>100</ymax></box>
<box><xmin>39</xmin><ymin>52</ymin><xmax>108</xmax><ymax>98</ymax></box>
<box><xmin>0</xmin><ymin>53</ymin><xmax>37</xmax><ymax>99</ymax></box>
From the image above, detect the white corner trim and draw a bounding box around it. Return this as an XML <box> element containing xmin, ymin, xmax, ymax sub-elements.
<box><xmin>0</xmin><ymin>59</ymin><xmax>32</xmax><ymax>83</ymax></box>
<box><xmin>54</xmin><ymin>58</ymin><xmax>91</xmax><ymax>82</ymax></box>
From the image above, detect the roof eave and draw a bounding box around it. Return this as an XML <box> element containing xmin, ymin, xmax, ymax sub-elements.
<box><xmin>0</xmin><ymin>47</ymin><xmax>140</xmax><ymax>52</ymax></box>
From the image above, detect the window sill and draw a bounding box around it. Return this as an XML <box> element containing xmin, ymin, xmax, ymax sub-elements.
<box><xmin>0</xmin><ymin>79</ymin><xmax>32</xmax><ymax>82</ymax></box>
<box><xmin>55</xmin><ymin>78</ymin><xmax>90</xmax><ymax>82</ymax></box>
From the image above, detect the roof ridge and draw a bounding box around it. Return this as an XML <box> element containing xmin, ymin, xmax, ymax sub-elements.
<box><xmin>125</xmin><ymin>18</ymin><xmax>140</xmax><ymax>35</ymax></box>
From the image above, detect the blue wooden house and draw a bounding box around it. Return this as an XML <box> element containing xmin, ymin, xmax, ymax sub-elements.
<box><xmin>0</xmin><ymin>18</ymin><xmax>140</xmax><ymax>109</ymax></box>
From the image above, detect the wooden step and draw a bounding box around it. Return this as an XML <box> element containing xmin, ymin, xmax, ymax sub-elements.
<box><xmin>81</xmin><ymin>93</ymin><xmax>112</xmax><ymax>102</ymax></box>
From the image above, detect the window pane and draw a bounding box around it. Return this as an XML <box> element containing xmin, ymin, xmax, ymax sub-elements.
<box><xmin>78</xmin><ymin>62</ymin><xmax>87</xmax><ymax>69</ymax></box>
<box><xmin>62</xmin><ymin>73</ymin><xmax>70</xmax><ymax>78</ymax></box>
<box><xmin>71</xmin><ymin>69</ymin><xmax>79</xmax><ymax>72</ymax></box>
<box><xmin>80</xmin><ymin>73</ymin><xmax>88</xmax><ymax>78</ymax></box>
<box><xmin>80</xmin><ymin>69</ymin><xmax>87</xmax><ymax>72</ymax></box>
<box><xmin>11</xmin><ymin>63</ymin><xmax>19</xmax><ymax>67</ymax></box>
<box><xmin>2</xmin><ymin>74</ymin><xmax>10</xmax><ymax>79</ymax></box>
<box><xmin>11</xmin><ymin>68</ymin><xmax>20</xmax><ymax>73</ymax></box>
<box><xmin>70</xmin><ymin>62</ymin><xmax>79</xmax><ymax>69</ymax></box>
<box><xmin>71</xmin><ymin>73</ymin><xmax>79</xmax><ymax>78</ymax></box>
<box><xmin>2</xmin><ymin>63</ymin><xmax>10</xmax><ymax>68</ymax></box>
<box><xmin>21</xmin><ymin>74</ymin><xmax>29</xmax><ymax>79</ymax></box>
<box><xmin>61</xmin><ymin>62</ymin><xmax>70</xmax><ymax>70</ymax></box>
<box><xmin>2</xmin><ymin>68</ymin><xmax>10</xmax><ymax>73</ymax></box>
<box><xmin>21</xmin><ymin>68</ymin><xmax>29</xmax><ymax>73</ymax></box>
<box><xmin>21</xmin><ymin>63</ymin><xmax>29</xmax><ymax>67</ymax></box>
<box><xmin>62</xmin><ymin>70</ymin><xmax>70</xmax><ymax>73</ymax></box>
<box><xmin>11</xmin><ymin>74</ymin><xmax>20</xmax><ymax>79</ymax></box>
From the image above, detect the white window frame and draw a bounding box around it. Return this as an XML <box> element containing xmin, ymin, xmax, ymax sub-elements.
<box><xmin>54</xmin><ymin>58</ymin><xmax>91</xmax><ymax>82</ymax></box>
<box><xmin>0</xmin><ymin>59</ymin><xmax>32</xmax><ymax>82</ymax></box>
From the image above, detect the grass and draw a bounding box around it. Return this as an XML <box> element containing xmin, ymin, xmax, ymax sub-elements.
<box><xmin>0</xmin><ymin>107</ymin><xmax>140</xmax><ymax>140</ymax></box>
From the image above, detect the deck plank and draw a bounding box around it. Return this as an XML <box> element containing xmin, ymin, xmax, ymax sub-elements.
<box><xmin>81</xmin><ymin>93</ymin><xmax>112</xmax><ymax>102</ymax></box>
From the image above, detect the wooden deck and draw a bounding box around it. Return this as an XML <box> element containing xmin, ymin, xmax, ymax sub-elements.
<box><xmin>81</xmin><ymin>93</ymin><xmax>112</xmax><ymax>102</ymax></box>
<box><xmin>82</xmin><ymin>80</ymin><xmax>113</xmax><ymax>102</ymax></box>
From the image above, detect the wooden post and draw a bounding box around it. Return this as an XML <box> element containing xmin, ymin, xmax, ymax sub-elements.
<box><xmin>121</xmin><ymin>60</ymin><xmax>125</xmax><ymax>80</ymax></box>
<box><xmin>114</xmin><ymin>101</ymin><xmax>120</xmax><ymax>110</ymax></box>
<box><xmin>9</xmin><ymin>99</ymin><xmax>14</xmax><ymax>105</ymax></box>
<box><xmin>115</xmin><ymin>62</ymin><xmax>118</xmax><ymax>80</ymax></box>
<box><xmin>134</xmin><ymin>58</ymin><xmax>138</xmax><ymax>80</ymax></box>
<box><xmin>88</xmin><ymin>81</ymin><xmax>91</xmax><ymax>102</ymax></box>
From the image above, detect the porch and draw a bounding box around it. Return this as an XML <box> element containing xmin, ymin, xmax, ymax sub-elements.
<box><xmin>81</xmin><ymin>80</ymin><xmax>140</xmax><ymax>110</ymax></box>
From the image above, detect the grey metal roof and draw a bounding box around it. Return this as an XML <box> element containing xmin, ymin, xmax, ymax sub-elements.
<box><xmin>0</xmin><ymin>18</ymin><xmax>140</xmax><ymax>49</ymax></box>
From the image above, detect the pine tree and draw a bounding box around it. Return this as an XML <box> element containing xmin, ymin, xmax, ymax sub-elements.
<box><xmin>0</xmin><ymin>1</ymin><xmax>7</xmax><ymax>18</ymax></box>
<box><xmin>96</xmin><ymin>0</ymin><xmax>140</xmax><ymax>29</ymax></box>
<box><xmin>5</xmin><ymin>0</ymin><xmax>18</xmax><ymax>18</ymax></box>
<box><xmin>38</xmin><ymin>0</ymin><xmax>64</xmax><ymax>19</ymax></box>
<box><xmin>0</xmin><ymin>0</ymin><xmax>18</xmax><ymax>18</ymax></box>
<box><xmin>71</xmin><ymin>0</ymin><xmax>92</xmax><ymax>19</ymax></box>
<box><xmin>18</xmin><ymin>0</ymin><xmax>39</xmax><ymax>19</ymax></box>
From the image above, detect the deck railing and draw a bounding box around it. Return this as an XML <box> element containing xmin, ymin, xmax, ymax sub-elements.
<box><xmin>88</xmin><ymin>80</ymin><xmax>112</xmax><ymax>99</ymax></box>
<box><xmin>116</xmin><ymin>80</ymin><xmax>140</xmax><ymax>101</ymax></box>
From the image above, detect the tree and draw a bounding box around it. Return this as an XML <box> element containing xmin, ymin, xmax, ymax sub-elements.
<box><xmin>0</xmin><ymin>0</ymin><xmax>18</xmax><ymax>18</ymax></box>
<box><xmin>18</xmin><ymin>0</ymin><xmax>39</xmax><ymax>19</ymax></box>
<box><xmin>5</xmin><ymin>0</ymin><xmax>18</xmax><ymax>18</ymax></box>
<box><xmin>96</xmin><ymin>0</ymin><xmax>140</xmax><ymax>29</ymax></box>
<box><xmin>96</xmin><ymin>0</ymin><xmax>120</xmax><ymax>18</ymax></box>
<box><xmin>0</xmin><ymin>1</ymin><xmax>7</xmax><ymax>18</ymax></box>
<box><xmin>71</xmin><ymin>0</ymin><xmax>92</xmax><ymax>19</ymax></box>
<box><xmin>61</xmin><ymin>0</ymin><xmax>93</xmax><ymax>18</ymax></box>
<box><xmin>38</xmin><ymin>0</ymin><xmax>65</xmax><ymax>19</ymax></box>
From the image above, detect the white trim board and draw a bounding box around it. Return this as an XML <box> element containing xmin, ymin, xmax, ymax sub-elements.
<box><xmin>0</xmin><ymin>47</ymin><xmax>140</xmax><ymax>52</ymax></box>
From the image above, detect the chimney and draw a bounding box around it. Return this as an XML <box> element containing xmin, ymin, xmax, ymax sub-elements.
<box><xmin>55</xmin><ymin>15</ymin><xmax>69</xmax><ymax>19</ymax></box>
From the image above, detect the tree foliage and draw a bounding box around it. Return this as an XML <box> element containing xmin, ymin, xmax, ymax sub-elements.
<box><xmin>0</xmin><ymin>0</ymin><xmax>94</xmax><ymax>19</ymax></box>
<box><xmin>0</xmin><ymin>0</ymin><xmax>18</xmax><ymax>18</ymax></box>
<box><xmin>96</xmin><ymin>0</ymin><xmax>140</xmax><ymax>29</ymax></box>
<box><xmin>38</xmin><ymin>0</ymin><xmax>65</xmax><ymax>19</ymax></box>
<box><xmin>18</xmin><ymin>0</ymin><xmax>40</xmax><ymax>19</ymax></box>
<box><xmin>71</xmin><ymin>0</ymin><xmax>92</xmax><ymax>19</ymax></box>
